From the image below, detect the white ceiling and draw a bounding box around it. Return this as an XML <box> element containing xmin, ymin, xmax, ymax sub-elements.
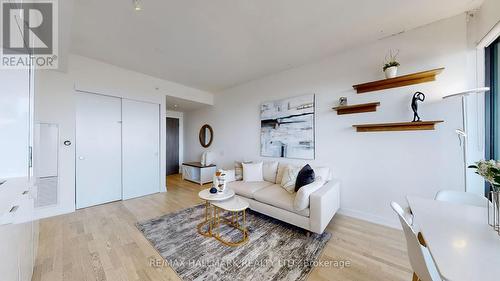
<box><xmin>166</xmin><ymin>96</ymin><xmax>209</xmax><ymax>112</ymax></box>
<box><xmin>70</xmin><ymin>0</ymin><xmax>482</xmax><ymax>92</ymax></box>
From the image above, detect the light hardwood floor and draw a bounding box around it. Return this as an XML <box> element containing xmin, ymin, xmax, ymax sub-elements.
<box><xmin>33</xmin><ymin>174</ymin><xmax>412</xmax><ymax>281</ymax></box>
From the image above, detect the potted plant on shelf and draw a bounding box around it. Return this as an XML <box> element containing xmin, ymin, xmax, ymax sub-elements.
<box><xmin>383</xmin><ymin>49</ymin><xmax>400</xmax><ymax>79</ymax></box>
<box><xmin>469</xmin><ymin>160</ymin><xmax>500</xmax><ymax>232</ymax></box>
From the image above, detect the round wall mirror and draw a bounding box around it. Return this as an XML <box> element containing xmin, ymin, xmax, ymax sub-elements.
<box><xmin>199</xmin><ymin>124</ymin><xmax>213</xmax><ymax>148</ymax></box>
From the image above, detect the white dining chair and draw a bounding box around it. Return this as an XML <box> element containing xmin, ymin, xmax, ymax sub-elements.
<box><xmin>435</xmin><ymin>190</ymin><xmax>488</xmax><ymax>208</ymax></box>
<box><xmin>391</xmin><ymin>202</ymin><xmax>443</xmax><ymax>281</ymax></box>
<box><xmin>403</xmin><ymin>206</ymin><xmax>415</xmax><ymax>226</ymax></box>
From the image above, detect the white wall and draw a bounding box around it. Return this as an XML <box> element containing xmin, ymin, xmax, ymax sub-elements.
<box><xmin>35</xmin><ymin>54</ymin><xmax>213</xmax><ymax>218</ymax></box>
<box><xmin>184</xmin><ymin>15</ymin><xmax>475</xmax><ymax>227</ymax></box>
<box><xmin>166</xmin><ymin>110</ymin><xmax>184</xmax><ymax>175</ymax></box>
<box><xmin>472</xmin><ymin>0</ymin><xmax>500</xmax><ymax>44</ymax></box>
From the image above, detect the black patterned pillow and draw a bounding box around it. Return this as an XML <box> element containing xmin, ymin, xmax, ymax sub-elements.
<box><xmin>295</xmin><ymin>164</ymin><xmax>315</xmax><ymax>192</ymax></box>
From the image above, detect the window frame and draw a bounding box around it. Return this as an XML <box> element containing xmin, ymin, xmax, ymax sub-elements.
<box><xmin>485</xmin><ymin>37</ymin><xmax>500</xmax><ymax>195</ymax></box>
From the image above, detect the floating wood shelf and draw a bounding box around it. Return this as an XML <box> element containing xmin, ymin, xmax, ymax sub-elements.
<box><xmin>353</xmin><ymin>120</ymin><xmax>444</xmax><ymax>132</ymax></box>
<box><xmin>352</xmin><ymin>68</ymin><xmax>445</xmax><ymax>94</ymax></box>
<box><xmin>332</xmin><ymin>102</ymin><xmax>380</xmax><ymax>115</ymax></box>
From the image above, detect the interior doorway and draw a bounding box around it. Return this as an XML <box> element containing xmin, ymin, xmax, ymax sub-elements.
<box><xmin>166</xmin><ymin>117</ymin><xmax>180</xmax><ymax>176</ymax></box>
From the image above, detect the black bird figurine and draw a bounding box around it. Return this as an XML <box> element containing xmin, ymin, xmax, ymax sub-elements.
<box><xmin>411</xmin><ymin>92</ymin><xmax>425</xmax><ymax>122</ymax></box>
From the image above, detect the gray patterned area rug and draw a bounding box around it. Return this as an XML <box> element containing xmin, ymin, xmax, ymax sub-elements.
<box><xmin>136</xmin><ymin>204</ymin><xmax>331</xmax><ymax>281</ymax></box>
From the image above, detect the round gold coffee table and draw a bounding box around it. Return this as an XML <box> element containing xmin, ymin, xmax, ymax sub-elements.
<box><xmin>197</xmin><ymin>189</ymin><xmax>249</xmax><ymax>246</ymax></box>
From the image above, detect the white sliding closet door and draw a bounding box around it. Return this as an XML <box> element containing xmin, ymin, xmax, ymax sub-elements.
<box><xmin>122</xmin><ymin>99</ymin><xmax>160</xmax><ymax>200</ymax></box>
<box><xmin>76</xmin><ymin>93</ymin><xmax>122</xmax><ymax>209</ymax></box>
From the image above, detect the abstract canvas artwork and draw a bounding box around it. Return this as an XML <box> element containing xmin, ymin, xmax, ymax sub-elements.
<box><xmin>260</xmin><ymin>94</ymin><xmax>315</xmax><ymax>160</ymax></box>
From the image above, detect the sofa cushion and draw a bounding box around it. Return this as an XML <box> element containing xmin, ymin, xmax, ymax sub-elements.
<box><xmin>243</xmin><ymin>162</ymin><xmax>263</xmax><ymax>182</ymax></box>
<box><xmin>312</xmin><ymin>166</ymin><xmax>331</xmax><ymax>181</ymax></box>
<box><xmin>227</xmin><ymin>180</ymin><xmax>273</xmax><ymax>199</ymax></box>
<box><xmin>262</xmin><ymin>161</ymin><xmax>279</xmax><ymax>183</ymax></box>
<box><xmin>294</xmin><ymin>177</ymin><xmax>325</xmax><ymax>211</ymax></box>
<box><xmin>276</xmin><ymin>163</ymin><xmax>332</xmax><ymax>183</ymax></box>
<box><xmin>234</xmin><ymin>161</ymin><xmax>252</xmax><ymax>181</ymax></box>
<box><xmin>295</xmin><ymin>164</ymin><xmax>315</xmax><ymax>192</ymax></box>
<box><xmin>253</xmin><ymin>184</ymin><xmax>310</xmax><ymax>217</ymax></box>
<box><xmin>280</xmin><ymin>165</ymin><xmax>301</xmax><ymax>193</ymax></box>
<box><xmin>275</xmin><ymin>163</ymin><xmax>289</xmax><ymax>184</ymax></box>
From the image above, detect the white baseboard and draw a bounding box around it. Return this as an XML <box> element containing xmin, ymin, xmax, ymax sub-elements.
<box><xmin>337</xmin><ymin>208</ymin><xmax>401</xmax><ymax>229</ymax></box>
<box><xmin>34</xmin><ymin>205</ymin><xmax>75</xmax><ymax>220</ymax></box>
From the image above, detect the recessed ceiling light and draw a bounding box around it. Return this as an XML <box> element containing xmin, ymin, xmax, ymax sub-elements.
<box><xmin>173</xmin><ymin>104</ymin><xmax>178</xmax><ymax>108</ymax></box>
<box><xmin>133</xmin><ymin>0</ymin><xmax>142</xmax><ymax>11</ymax></box>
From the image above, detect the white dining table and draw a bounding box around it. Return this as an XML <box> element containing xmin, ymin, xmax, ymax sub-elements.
<box><xmin>406</xmin><ymin>196</ymin><xmax>500</xmax><ymax>281</ymax></box>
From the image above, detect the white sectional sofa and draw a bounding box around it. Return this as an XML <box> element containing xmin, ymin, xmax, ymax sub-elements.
<box><xmin>226</xmin><ymin>162</ymin><xmax>340</xmax><ymax>234</ymax></box>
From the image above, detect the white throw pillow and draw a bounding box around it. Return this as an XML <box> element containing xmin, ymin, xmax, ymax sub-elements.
<box><xmin>294</xmin><ymin>177</ymin><xmax>326</xmax><ymax>211</ymax></box>
<box><xmin>242</xmin><ymin>162</ymin><xmax>264</xmax><ymax>182</ymax></box>
<box><xmin>262</xmin><ymin>161</ymin><xmax>279</xmax><ymax>183</ymax></box>
<box><xmin>312</xmin><ymin>166</ymin><xmax>331</xmax><ymax>181</ymax></box>
<box><xmin>234</xmin><ymin>161</ymin><xmax>252</xmax><ymax>181</ymax></box>
<box><xmin>276</xmin><ymin>163</ymin><xmax>287</xmax><ymax>184</ymax></box>
<box><xmin>280</xmin><ymin>165</ymin><xmax>301</xmax><ymax>193</ymax></box>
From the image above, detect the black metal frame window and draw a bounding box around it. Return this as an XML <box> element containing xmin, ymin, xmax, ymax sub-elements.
<box><xmin>485</xmin><ymin>37</ymin><xmax>500</xmax><ymax>195</ymax></box>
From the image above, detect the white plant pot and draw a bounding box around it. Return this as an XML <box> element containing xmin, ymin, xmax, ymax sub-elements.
<box><xmin>384</xmin><ymin>66</ymin><xmax>398</xmax><ymax>79</ymax></box>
